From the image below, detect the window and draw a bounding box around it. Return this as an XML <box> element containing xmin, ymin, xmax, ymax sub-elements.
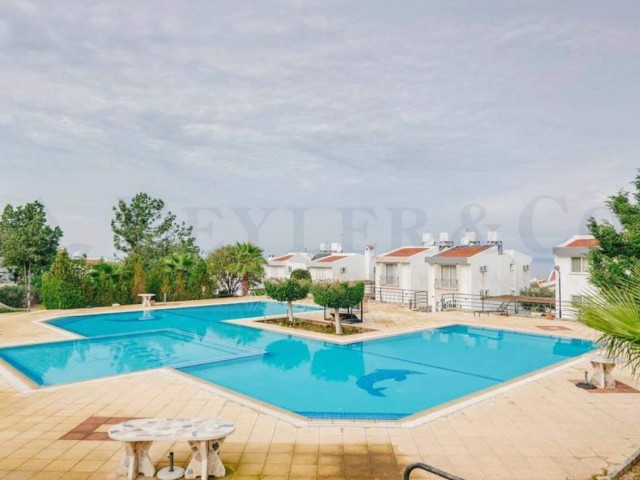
<box><xmin>438</xmin><ymin>265</ymin><xmax>458</xmax><ymax>289</ymax></box>
<box><xmin>571</xmin><ymin>257</ymin><xmax>588</xmax><ymax>273</ymax></box>
<box><xmin>381</xmin><ymin>263</ymin><xmax>398</xmax><ymax>285</ymax></box>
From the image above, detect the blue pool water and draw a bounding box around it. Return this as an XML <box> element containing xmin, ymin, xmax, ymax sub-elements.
<box><xmin>0</xmin><ymin>330</ymin><xmax>265</xmax><ymax>386</ymax></box>
<box><xmin>0</xmin><ymin>301</ymin><xmax>594</xmax><ymax>419</ymax></box>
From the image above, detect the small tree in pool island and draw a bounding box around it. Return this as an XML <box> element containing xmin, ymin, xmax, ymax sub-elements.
<box><xmin>311</xmin><ymin>280</ymin><xmax>365</xmax><ymax>334</ymax></box>
<box><xmin>264</xmin><ymin>277</ymin><xmax>310</xmax><ymax>324</ymax></box>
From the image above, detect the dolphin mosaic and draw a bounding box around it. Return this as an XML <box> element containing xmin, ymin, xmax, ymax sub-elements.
<box><xmin>356</xmin><ymin>369</ymin><xmax>424</xmax><ymax>397</ymax></box>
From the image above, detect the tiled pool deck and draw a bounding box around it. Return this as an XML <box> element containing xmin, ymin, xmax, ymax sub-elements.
<box><xmin>0</xmin><ymin>298</ymin><xmax>638</xmax><ymax>480</ymax></box>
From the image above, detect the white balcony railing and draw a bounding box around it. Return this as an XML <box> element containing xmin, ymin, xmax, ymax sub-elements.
<box><xmin>379</xmin><ymin>275</ymin><xmax>399</xmax><ymax>286</ymax></box>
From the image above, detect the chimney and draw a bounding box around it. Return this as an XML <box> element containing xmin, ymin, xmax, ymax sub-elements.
<box><xmin>364</xmin><ymin>245</ymin><xmax>375</xmax><ymax>281</ymax></box>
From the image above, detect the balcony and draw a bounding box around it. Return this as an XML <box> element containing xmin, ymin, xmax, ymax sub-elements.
<box><xmin>434</xmin><ymin>278</ymin><xmax>458</xmax><ymax>289</ymax></box>
<box><xmin>379</xmin><ymin>275</ymin><xmax>399</xmax><ymax>286</ymax></box>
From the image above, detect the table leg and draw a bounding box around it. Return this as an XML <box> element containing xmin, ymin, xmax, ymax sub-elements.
<box><xmin>590</xmin><ymin>361</ymin><xmax>606</xmax><ymax>388</ymax></box>
<box><xmin>603</xmin><ymin>363</ymin><xmax>617</xmax><ymax>388</ymax></box>
<box><xmin>117</xmin><ymin>441</ymin><xmax>155</xmax><ymax>480</ymax></box>
<box><xmin>118</xmin><ymin>442</ymin><xmax>136</xmax><ymax>480</ymax></box>
<box><xmin>186</xmin><ymin>439</ymin><xmax>227</xmax><ymax>479</ymax></box>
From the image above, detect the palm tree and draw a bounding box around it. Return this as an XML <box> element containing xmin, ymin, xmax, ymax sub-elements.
<box><xmin>231</xmin><ymin>242</ymin><xmax>266</xmax><ymax>296</ymax></box>
<box><xmin>89</xmin><ymin>262</ymin><xmax>121</xmax><ymax>306</ymax></box>
<box><xmin>163</xmin><ymin>253</ymin><xmax>195</xmax><ymax>278</ymax></box>
<box><xmin>164</xmin><ymin>253</ymin><xmax>196</xmax><ymax>300</ymax></box>
<box><xmin>578</xmin><ymin>267</ymin><xmax>640</xmax><ymax>376</ymax></box>
<box><xmin>89</xmin><ymin>262</ymin><xmax>120</xmax><ymax>282</ymax></box>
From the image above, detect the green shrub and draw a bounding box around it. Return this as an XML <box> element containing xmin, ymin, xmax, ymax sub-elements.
<box><xmin>41</xmin><ymin>275</ymin><xmax>86</xmax><ymax>309</ymax></box>
<box><xmin>290</xmin><ymin>269</ymin><xmax>312</xmax><ymax>282</ymax></box>
<box><xmin>41</xmin><ymin>250</ymin><xmax>87</xmax><ymax>309</ymax></box>
<box><xmin>0</xmin><ymin>285</ymin><xmax>26</xmax><ymax>308</ymax></box>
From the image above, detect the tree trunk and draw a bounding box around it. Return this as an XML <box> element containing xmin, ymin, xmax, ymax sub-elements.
<box><xmin>287</xmin><ymin>301</ymin><xmax>294</xmax><ymax>324</ymax></box>
<box><xmin>242</xmin><ymin>275</ymin><xmax>249</xmax><ymax>296</ymax></box>
<box><xmin>334</xmin><ymin>307</ymin><xmax>342</xmax><ymax>335</ymax></box>
<box><xmin>25</xmin><ymin>264</ymin><xmax>32</xmax><ymax>312</ymax></box>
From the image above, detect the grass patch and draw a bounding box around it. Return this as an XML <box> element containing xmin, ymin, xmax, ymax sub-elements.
<box><xmin>260</xmin><ymin>317</ymin><xmax>369</xmax><ymax>335</ymax></box>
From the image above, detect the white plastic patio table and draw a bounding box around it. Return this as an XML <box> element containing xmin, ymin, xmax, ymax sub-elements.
<box><xmin>108</xmin><ymin>418</ymin><xmax>235</xmax><ymax>480</ymax></box>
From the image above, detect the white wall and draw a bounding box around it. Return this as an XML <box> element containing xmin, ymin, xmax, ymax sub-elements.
<box><xmin>429</xmin><ymin>247</ymin><xmax>532</xmax><ymax>309</ymax></box>
<box><xmin>373</xmin><ymin>247</ymin><xmax>439</xmax><ymax>293</ymax></box>
<box><xmin>264</xmin><ymin>253</ymin><xmax>312</xmax><ymax>280</ymax></box>
<box><xmin>309</xmin><ymin>254</ymin><xmax>366</xmax><ymax>282</ymax></box>
<box><xmin>265</xmin><ymin>265</ymin><xmax>287</xmax><ymax>279</ymax></box>
<box><xmin>554</xmin><ymin>254</ymin><xmax>592</xmax><ymax>319</ymax></box>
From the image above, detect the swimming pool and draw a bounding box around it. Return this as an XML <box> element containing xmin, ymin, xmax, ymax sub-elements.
<box><xmin>0</xmin><ymin>301</ymin><xmax>594</xmax><ymax>420</ymax></box>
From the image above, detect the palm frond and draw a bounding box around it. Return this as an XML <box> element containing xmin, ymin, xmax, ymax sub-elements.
<box><xmin>578</xmin><ymin>266</ymin><xmax>640</xmax><ymax>376</ymax></box>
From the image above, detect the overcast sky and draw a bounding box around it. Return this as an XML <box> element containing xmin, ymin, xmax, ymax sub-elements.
<box><xmin>1</xmin><ymin>1</ymin><xmax>638</xmax><ymax>275</ymax></box>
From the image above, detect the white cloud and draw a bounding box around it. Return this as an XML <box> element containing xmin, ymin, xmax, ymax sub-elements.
<box><xmin>0</xmin><ymin>0</ymin><xmax>638</xmax><ymax>274</ymax></box>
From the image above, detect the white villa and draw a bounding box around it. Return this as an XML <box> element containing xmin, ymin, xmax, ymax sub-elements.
<box><xmin>265</xmin><ymin>244</ymin><xmax>375</xmax><ymax>282</ymax></box>
<box><xmin>426</xmin><ymin>242</ymin><xmax>532</xmax><ymax>308</ymax></box>
<box><xmin>308</xmin><ymin>252</ymin><xmax>369</xmax><ymax>282</ymax></box>
<box><xmin>265</xmin><ymin>252</ymin><xmax>313</xmax><ymax>279</ymax></box>
<box><xmin>552</xmin><ymin>235</ymin><xmax>598</xmax><ymax>319</ymax></box>
<box><xmin>371</xmin><ymin>232</ymin><xmax>532</xmax><ymax>310</ymax></box>
<box><xmin>374</xmin><ymin>245</ymin><xmax>440</xmax><ymax>303</ymax></box>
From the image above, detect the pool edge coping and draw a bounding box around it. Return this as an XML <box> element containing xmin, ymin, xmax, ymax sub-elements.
<box><xmin>0</xmin><ymin>300</ymin><xmax>600</xmax><ymax>429</ymax></box>
<box><xmin>0</xmin><ymin>326</ymin><xmax>597</xmax><ymax>430</ymax></box>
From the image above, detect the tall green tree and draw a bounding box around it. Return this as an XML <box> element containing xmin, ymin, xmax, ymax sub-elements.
<box><xmin>163</xmin><ymin>253</ymin><xmax>195</xmax><ymax>300</ymax></box>
<box><xmin>206</xmin><ymin>245</ymin><xmax>242</xmax><ymax>296</ymax></box>
<box><xmin>264</xmin><ymin>278</ymin><xmax>310</xmax><ymax>323</ymax></box>
<box><xmin>588</xmin><ymin>172</ymin><xmax>640</xmax><ymax>289</ymax></box>
<box><xmin>206</xmin><ymin>243</ymin><xmax>265</xmax><ymax>296</ymax></box>
<box><xmin>232</xmin><ymin>242</ymin><xmax>266</xmax><ymax>296</ymax></box>
<box><xmin>311</xmin><ymin>281</ymin><xmax>365</xmax><ymax>334</ymax></box>
<box><xmin>111</xmin><ymin>193</ymin><xmax>198</xmax><ymax>262</ymax></box>
<box><xmin>187</xmin><ymin>259</ymin><xmax>215</xmax><ymax>300</ymax></box>
<box><xmin>578</xmin><ymin>266</ymin><xmax>640</xmax><ymax>376</ymax></box>
<box><xmin>131</xmin><ymin>256</ymin><xmax>147</xmax><ymax>299</ymax></box>
<box><xmin>89</xmin><ymin>262</ymin><xmax>121</xmax><ymax>307</ymax></box>
<box><xmin>0</xmin><ymin>201</ymin><xmax>63</xmax><ymax>310</ymax></box>
<box><xmin>41</xmin><ymin>250</ymin><xmax>86</xmax><ymax>309</ymax></box>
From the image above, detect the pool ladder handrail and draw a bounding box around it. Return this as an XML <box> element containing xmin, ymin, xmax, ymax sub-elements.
<box><xmin>403</xmin><ymin>462</ymin><xmax>465</xmax><ymax>480</ymax></box>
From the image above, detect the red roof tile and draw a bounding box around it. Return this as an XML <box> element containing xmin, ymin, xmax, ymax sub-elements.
<box><xmin>566</xmin><ymin>238</ymin><xmax>598</xmax><ymax>248</ymax></box>
<box><xmin>436</xmin><ymin>246</ymin><xmax>491</xmax><ymax>258</ymax></box>
<box><xmin>272</xmin><ymin>254</ymin><xmax>293</xmax><ymax>262</ymax></box>
<box><xmin>384</xmin><ymin>247</ymin><xmax>429</xmax><ymax>258</ymax></box>
<box><xmin>316</xmin><ymin>255</ymin><xmax>347</xmax><ymax>263</ymax></box>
